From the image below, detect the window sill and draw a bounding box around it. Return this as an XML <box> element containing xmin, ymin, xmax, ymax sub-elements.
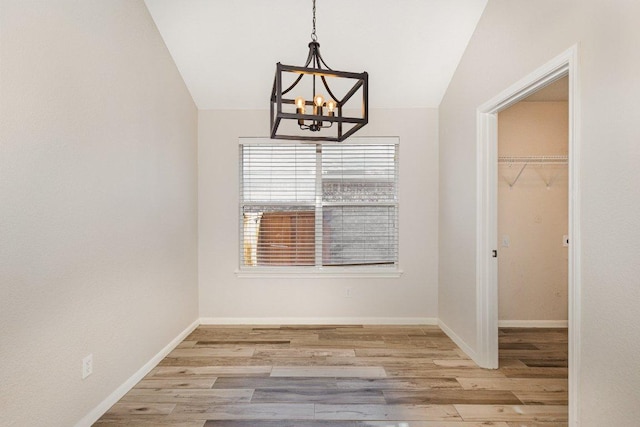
<box><xmin>234</xmin><ymin>267</ymin><xmax>403</xmax><ymax>279</ymax></box>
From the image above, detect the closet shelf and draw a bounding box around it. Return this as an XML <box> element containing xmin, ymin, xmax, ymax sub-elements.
<box><xmin>498</xmin><ymin>155</ymin><xmax>568</xmax><ymax>165</ymax></box>
<box><xmin>499</xmin><ymin>155</ymin><xmax>567</xmax><ymax>188</ymax></box>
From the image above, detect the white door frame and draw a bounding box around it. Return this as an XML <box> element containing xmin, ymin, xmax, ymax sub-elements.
<box><xmin>475</xmin><ymin>45</ymin><xmax>580</xmax><ymax>425</ymax></box>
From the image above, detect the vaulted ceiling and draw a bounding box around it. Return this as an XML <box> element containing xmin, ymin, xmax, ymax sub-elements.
<box><xmin>144</xmin><ymin>0</ymin><xmax>488</xmax><ymax>110</ymax></box>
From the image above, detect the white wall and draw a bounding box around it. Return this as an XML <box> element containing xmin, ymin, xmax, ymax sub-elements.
<box><xmin>0</xmin><ymin>1</ymin><xmax>198</xmax><ymax>426</ymax></box>
<box><xmin>198</xmin><ymin>108</ymin><xmax>438</xmax><ymax>322</ymax></box>
<box><xmin>439</xmin><ymin>0</ymin><xmax>640</xmax><ymax>425</ymax></box>
<box><xmin>498</xmin><ymin>102</ymin><xmax>568</xmax><ymax>322</ymax></box>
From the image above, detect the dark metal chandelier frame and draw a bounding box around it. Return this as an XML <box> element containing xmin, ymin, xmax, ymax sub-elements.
<box><xmin>270</xmin><ymin>0</ymin><xmax>368</xmax><ymax>142</ymax></box>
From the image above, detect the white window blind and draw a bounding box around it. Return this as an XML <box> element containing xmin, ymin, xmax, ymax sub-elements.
<box><xmin>240</xmin><ymin>140</ymin><xmax>398</xmax><ymax>269</ymax></box>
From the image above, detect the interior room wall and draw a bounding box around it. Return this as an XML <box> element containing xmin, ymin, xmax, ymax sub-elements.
<box><xmin>438</xmin><ymin>0</ymin><xmax>640</xmax><ymax>424</ymax></box>
<box><xmin>0</xmin><ymin>1</ymin><xmax>198</xmax><ymax>426</ymax></box>
<box><xmin>198</xmin><ymin>108</ymin><xmax>439</xmax><ymax>322</ymax></box>
<box><xmin>498</xmin><ymin>101</ymin><xmax>568</xmax><ymax>322</ymax></box>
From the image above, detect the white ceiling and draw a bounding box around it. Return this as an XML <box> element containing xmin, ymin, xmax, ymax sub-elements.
<box><xmin>144</xmin><ymin>0</ymin><xmax>488</xmax><ymax>110</ymax></box>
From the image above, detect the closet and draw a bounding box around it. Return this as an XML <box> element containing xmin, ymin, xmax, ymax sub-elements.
<box><xmin>497</xmin><ymin>77</ymin><xmax>569</xmax><ymax>326</ymax></box>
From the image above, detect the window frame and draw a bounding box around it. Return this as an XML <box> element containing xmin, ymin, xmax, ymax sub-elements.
<box><xmin>236</xmin><ymin>137</ymin><xmax>402</xmax><ymax>278</ymax></box>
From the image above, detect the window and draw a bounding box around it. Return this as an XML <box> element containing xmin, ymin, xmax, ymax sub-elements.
<box><xmin>239</xmin><ymin>138</ymin><xmax>399</xmax><ymax>272</ymax></box>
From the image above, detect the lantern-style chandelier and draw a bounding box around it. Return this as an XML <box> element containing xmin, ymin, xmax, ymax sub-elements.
<box><xmin>270</xmin><ymin>0</ymin><xmax>368</xmax><ymax>142</ymax></box>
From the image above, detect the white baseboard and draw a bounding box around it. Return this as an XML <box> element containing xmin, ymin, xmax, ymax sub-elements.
<box><xmin>199</xmin><ymin>317</ymin><xmax>438</xmax><ymax>326</ymax></box>
<box><xmin>438</xmin><ymin>319</ymin><xmax>480</xmax><ymax>365</ymax></box>
<box><xmin>498</xmin><ymin>320</ymin><xmax>568</xmax><ymax>328</ymax></box>
<box><xmin>74</xmin><ymin>318</ymin><xmax>200</xmax><ymax>427</ymax></box>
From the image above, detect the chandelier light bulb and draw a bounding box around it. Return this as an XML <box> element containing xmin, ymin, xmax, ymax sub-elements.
<box><xmin>295</xmin><ymin>97</ymin><xmax>306</xmax><ymax>126</ymax></box>
<box><xmin>314</xmin><ymin>94</ymin><xmax>325</xmax><ymax>107</ymax></box>
<box><xmin>326</xmin><ymin>99</ymin><xmax>337</xmax><ymax>113</ymax></box>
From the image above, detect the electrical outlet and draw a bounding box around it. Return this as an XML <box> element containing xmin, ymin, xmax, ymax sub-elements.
<box><xmin>345</xmin><ymin>287</ymin><xmax>353</xmax><ymax>298</ymax></box>
<box><xmin>82</xmin><ymin>354</ymin><xmax>93</xmax><ymax>379</ymax></box>
<box><xmin>501</xmin><ymin>234</ymin><xmax>510</xmax><ymax>247</ymax></box>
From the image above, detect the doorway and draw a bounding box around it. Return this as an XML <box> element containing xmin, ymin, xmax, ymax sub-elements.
<box><xmin>496</xmin><ymin>78</ymin><xmax>569</xmax><ymax>398</ymax></box>
<box><xmin>497</xmin><ymin>77</ymin><xmax>569</xmax><ymax>329</ymax></box>
<box><xmin>475</xmin><ymin>46</ymin><xmax>580</xmax><ymax>426</ymax></box>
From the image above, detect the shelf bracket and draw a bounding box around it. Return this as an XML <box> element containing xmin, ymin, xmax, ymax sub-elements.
<box><xmin>505</xmin><ymin>163</ymin><xmax>527</xmax><ymax>189</ymax></box>
<box><xmin>536</xmin><ymin>168</ymin><xmax>561</xmax><ymax>189</ymax></box>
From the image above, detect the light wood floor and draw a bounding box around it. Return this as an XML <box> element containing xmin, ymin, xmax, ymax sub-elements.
<box><xmin>95</xmin><ymin>325</ymin><xmax>568</xmax><ymax>426</ymax></box>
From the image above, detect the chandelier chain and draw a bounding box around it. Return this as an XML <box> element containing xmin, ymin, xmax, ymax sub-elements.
<box><xmin>311</xmin><ymin>0</ymin><xmax>317</xmax><ymax>41</ymax></box>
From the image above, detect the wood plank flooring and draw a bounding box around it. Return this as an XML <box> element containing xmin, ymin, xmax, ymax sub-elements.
<box><xmin>95</xmin><ymin>326</ymin><xmax>568</xmax><ymax>426</ymax></box>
